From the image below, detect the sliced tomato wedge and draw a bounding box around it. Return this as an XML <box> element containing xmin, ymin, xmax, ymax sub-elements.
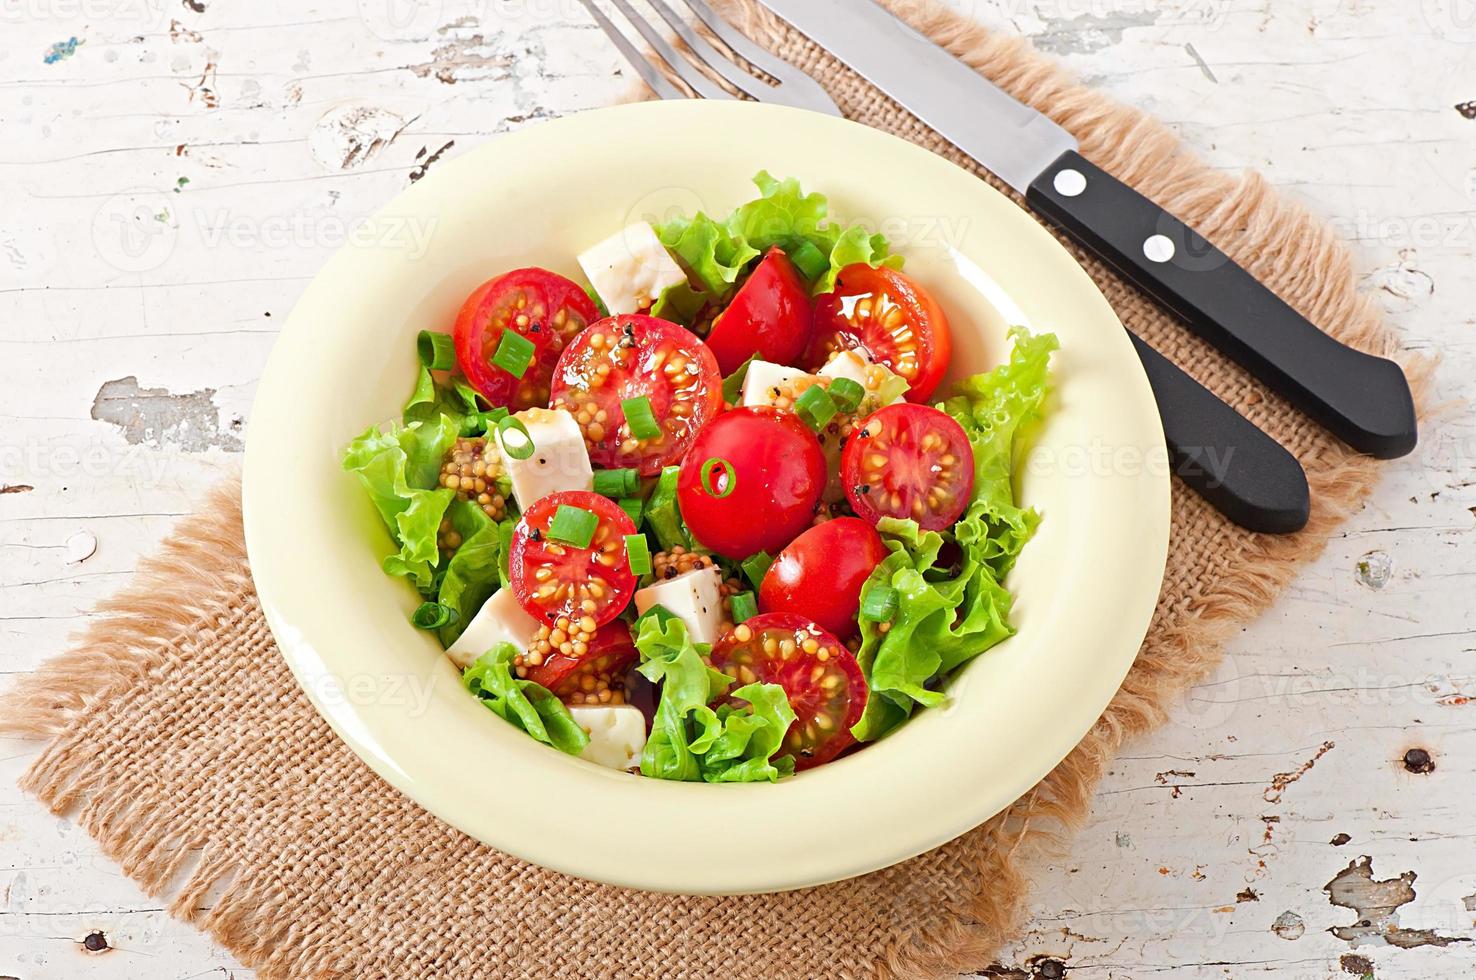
<box><xmin>842</xmin><ymin>403</ymin><xmax>976</xmax><ymax>532</ymax></box>
<box><xmin>509</xmin><ymin>491</ymin><xmax>638</xmax><ymax>630</ymax></box>
<box><xmin>706</xmin><ymin>247</ymin><xmax>814</xmax><ymax>375</ymax></box>
<box><xmin>806</xmin><ymin>265</ymin><xmax>952</xmax><ymax>403</ymax></box>
<box><xmin>528</xmin><ymin>619</ymin><xmax>638</xmax><ymax>706</ymax></box>
<box><xmin>551</xmin><ymin>314</ymin><xmax>723</xmax><ymax>475</ymax></box>
<box><xmin>708</xmin><ymin>613</ymin><xmax>868</xmax><ymax>771</ymax></box>
<box><xmin>453</xmin><ymin>268</ymin><xmax>598</xmax><ymax>410</ymax></box>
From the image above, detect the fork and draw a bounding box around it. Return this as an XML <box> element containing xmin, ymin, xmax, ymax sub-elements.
<box><xmin>575</xmin><ymin>0</ymin><xmax>1312</xmax><ymax>534</ymax></box>
<box><xmin>576</xmin><ymin>0</ymin><xmax>841</xmax><ymax>116</ymax></box>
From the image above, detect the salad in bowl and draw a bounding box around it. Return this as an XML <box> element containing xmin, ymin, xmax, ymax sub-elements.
<box><xmin>343</xmin><ymin>172</ymin><xmax>1056</xmax><ymax>783</ymax></box>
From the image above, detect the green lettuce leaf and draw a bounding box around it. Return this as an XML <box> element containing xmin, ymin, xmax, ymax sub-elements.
<box><xmin>851</xmin><ymin>328</ymin><xmax>1058</xmax><ymax>742</ymax></box>
<box><xmin>656</xmin><ymin>213</ymin><xmax>759</xmax><ymax>299</ymax></box>
<box><xmin>724</xmin><ymin>171</ymin><xmax>829</xmax><ymax>257</ymax></box>
<box><xmin>405</xmin><ymin>368</ymin><xmax>497</xmax><ymax>438</ymax></box>
<box><xmin>727</xmin><ymin>172</ymin><xmax>900</xmax><ymax>294</ymax></box>
<box><xmin>941</xmin><ymin>327</ymin><xmax>1059</xmax><ymax>579</ymax></box>
<box><xmin>435</xmin><ymin>500</ymin><xmax>509</xmax><ymax>648</ymax></box>
<box><xmin>821</xmin><ymin>224</ymin><xmax>898</xmax><ymax>294</ymax></box>
<box><xmin>634</xmin><ymin>613</ymin><xmax>731</xmax><ymax>781</ymax></box>
<box><xmin>633</xmin><ymin>613</ymin><xmax>797</xmax><ymax>783</ymax></box>
<box><xmin>463</xmin><ymin>644</ymin><xmax>590</xmax><ymax>756</ymax></box>
<box><xmin>649</xmin><ymin>280</ymin><xmax>710</xmax><ymax>326</ymax></box>
<box><xmin>851</xmin><ymin>518</ymin><xmax>1018</xmax><ymax>743</ymax></box>
<box><xmin>342</xmin><ymin>417</ymin><xmax>459</xmax><ymax>591</ymax></box>
<box><xmin>699</xmin><ymin>683</ymin><xmax>798</xmax><ymax>784</ymax></box>
<box><xmin>654</xmin><ymin>171</ymin><xmax>904</xmax><ymax>312</ymax></box>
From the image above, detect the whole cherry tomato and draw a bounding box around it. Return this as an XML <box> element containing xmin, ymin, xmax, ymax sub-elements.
<box><xmin>759</xmin><ymin>518</ymin><xmax>888</xmax><ymax>638</ymax></box>
<box><xmin>677</xmin><ymin>407</ymin><xmax>826</xmax><ymax>559</ymax></box>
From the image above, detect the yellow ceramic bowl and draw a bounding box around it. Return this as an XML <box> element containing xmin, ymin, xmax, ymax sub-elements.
<box><xmin>243</xmin><ymin>100</ymin><xmax>1169</xmax><ymax>895</ymax></box>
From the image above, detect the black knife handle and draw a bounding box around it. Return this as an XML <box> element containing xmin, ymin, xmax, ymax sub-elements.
<box><xmin>1130</xmin><ymin>333</ymin><xmax>1309</xmax><ymax>534</ymax></box>
<box><xmin>1028</xmin><ymin>150</ymin><xmax>1417</xmax><ymax>460</ymax></box>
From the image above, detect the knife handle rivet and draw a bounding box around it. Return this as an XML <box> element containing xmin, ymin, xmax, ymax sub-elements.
<box><xmin>1144</xmin><ymin>234</ymin><xmax>1176</xmax><ymax>264</ymax></box>
<box><xmin>1052</xmin><ymin>168</ymin><xmax>1087</xmax><ymax>197</ymax></box>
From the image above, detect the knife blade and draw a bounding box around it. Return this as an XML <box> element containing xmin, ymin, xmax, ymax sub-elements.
<box><xmin>757</xmin><ymin>0</ymin><xmax>1417</xmax><ymax>461</ymax></box>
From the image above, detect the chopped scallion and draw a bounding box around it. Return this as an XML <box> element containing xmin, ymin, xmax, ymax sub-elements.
<box><xmin>593</xmin><ymin>467</ymin><xmax>641</xmax><ymax>498</ymax></box>
<box><xmin>859</xmin><ymin>584</ymin><xmax>899</xmax><ymax>623</ymax></box>
<box><xmin>416</xmin><ymin>330</ymin><xmax>456</xmax><ymax>371</ymax></box>
<box><xmin>617</xmin><ymin>497</ymin><xmax>644</xmax><ymax>525</ymax></box>
<box><xmin>701</xmin><ymin>457</ymin><xmax>736</xmax><ymax>499</ymax></box>
<box><xmin>794</xmin><ymin>384</ymin><xmax>839</xmax><ymax>430</ymax></box>
<box><xmin>411</xmin><ymin>601</ymin><xmax>457</xmax><ymax>630</ymax></box>
<box><xmin>625</xmin><ymin>533</ymin><xmax>652</xmax><ymax>576</ymax></box>
<box><xmin>469</xmin><ymin>406</ymin><xmax>510</xmax><ymax>436</ymax></box>
<box><xmin>491</xmin><ymin>330</ymin><xmax>536</xmax><ymax>379</ymax></box>
<box><xmin>622</xmin><ymin>396</ymin><xmax>661</xmax><ymax>441</ymax></box>
<box><xmin>548</xmin><ymin>505</ymin><xmax>599</xmax><ymax>549</ymax></box>
<box><xmin>730</xmin><ymin>591</ymin><xmax>758</xmax><ymax>624</ymax></box>
<box><xmin>741</xmin><ymin>550</ymin><xmax>772</xmax><ymax>589</ymax></box>
<box><xmin>826</xmin><ymin>377</ymin><xmax>866</xmax><ymax>415</ymax></box>
<box><xmin>496</xmin><ymin>415</ymin><xmax>535</xmax><ymax>461</ymax></box>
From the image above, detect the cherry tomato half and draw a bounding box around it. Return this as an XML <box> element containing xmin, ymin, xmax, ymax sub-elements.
<box><xmin>510</xmin><ymin>491</ymin><xmax>638</xmax><ymax>629</ymax></box>
<box><xmin>454</xmin><ymin>268</ymin><xmax>598</xmax><ymax>409</ymax></box>
<box><xmin>842</xmin><ymin>404</ymin><xmax>976</xmax><ymax>532</ymax></box>
<box><xmin>528</xmin><ymin>619</ymin><xmax>638</xmax><ymax>706</ymax></box>
<box><xmin>706</xmin><ymin>247</ymin><xmax>814</xmax><ymax>375</ymax></box>
<box><xmin>709</xmin><ymin>613</ymin><xmax>868</xmax><ymax>771</ymax></box>
<box><xmin>806</xmin><ymin>265</ymin><xmax>952</xmax><ymax>403</ymax></box>
<box><xmin>677</xmin><ymin>407</ymin><xmax>826</xmax><ymax>560</ymax></box>
<box><xmin>759</xmin><ymin>518</ymin><xmax>888</xmax><ymax>639</ymax></box>
<box><xmin>552</xmin><ymin>315</ymin><xmax>723</xmax><ymax>476</ymax></box>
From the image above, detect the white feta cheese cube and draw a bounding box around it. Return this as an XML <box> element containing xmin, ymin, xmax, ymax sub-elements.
<box><xmin>569</xmin><ymin>705</ymin><xmax>648</xmax><ymax>771</ymax></box>
<box><xmin>634</xmin><ymin>567</ymin><xmax>726</xmax><ymax>647</ymax></box>
<box><xmin>818</xmin><ymin>349</ymin><xmax>908</xmax><ymax>407</ymax></box>
<box><xmin>578</xmin><ymin>222</ymin><xmax>689</xmax><ymax>315</ymax></box>
<box><xmin>445</xmin><ymin>588</ymin><xmax>543</xmax><ymax>669</ymax></box>
<box><xmin>813</xmin><ymin>351</ymin><xmax>908</xmax><ymax>502</ymax></box>
<box><xmin>740</xmin><ymin>360</ymin><xmax>820</xmax><ymax>408</ymax></box>
<box><xmin>817</xmin><ymin>349</ymin><xmax>872</xmax><ymax>387</ymax></box>
<box><xmin>494</xmin><ymin>407</ymin><xmax>593</xmax><ymax>509</ymax></box>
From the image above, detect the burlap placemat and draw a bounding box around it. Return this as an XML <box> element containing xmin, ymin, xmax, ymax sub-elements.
<box><xmin>2</xmin><ymin>1</ymin><xmax>1431</xmax><ymax>977</ymax></box>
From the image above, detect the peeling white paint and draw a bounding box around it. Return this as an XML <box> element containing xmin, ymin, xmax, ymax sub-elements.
<box><xmin>89</xmin><ymin>376</ymin><xmax>244</xmax><ymax>453</ymax></box>
<box><xmin>308</xmin><ymin>104</ymin><xmax>414</xmax><ymax>172</ymax></box>
<box><xmin>63</xmin><ymin>531</ymin><xmax>97</xmax><ymax>565</ymax></box>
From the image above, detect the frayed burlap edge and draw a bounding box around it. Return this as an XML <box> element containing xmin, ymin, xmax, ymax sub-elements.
<box><xmin>0</xmin><ymin>480</ymin><xmax>260</xmax><ymax>931</ymax></box>
<box><xmin>4</xmin><ymin>478</ymin><xmax>252</xmax><ymax>744</ymax></box>
<box><xmin>1</xmin><ymin>2</ymin><xmax>1436</xmax><ymax>977</ymax></box>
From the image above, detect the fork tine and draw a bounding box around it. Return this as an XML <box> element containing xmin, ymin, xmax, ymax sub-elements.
<box><xmin>678</xmin><ymin>0</ymin><xmax>842</xmax><ymax>115</ymax></box>
<box><xmin>605</xmin><ymin>0</ymin><xmax>737</xmax><ymax>102</ymax></box>
<box><xmin>644</xmin><ymin>0</ymin><xmax>775</xmax><ymax>98</ymax></box>
<box><xmin>575</xmin><ymin>0</ymin><xmax>687</xmax><ymax>101</ymax></box>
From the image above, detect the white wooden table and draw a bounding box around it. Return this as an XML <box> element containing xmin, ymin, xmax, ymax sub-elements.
<box><xmin>2</xmin><ymin>1</ymin><xmax>1473</xmax><ymax>976</ymax></box>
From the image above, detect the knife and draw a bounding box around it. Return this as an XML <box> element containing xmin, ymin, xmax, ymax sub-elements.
<box><xmin>1133</xmin><ymin>334</ymin><xmax>1309</xmax><ymax>534</ymax></box>
<box><xmin>757</xmin><ymin>0</ymin><xmax>1417</xmax><ymax>461</ymax></box>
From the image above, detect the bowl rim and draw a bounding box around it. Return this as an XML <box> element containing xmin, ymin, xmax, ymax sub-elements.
<box><xmin>243</xmin><ymin>99</ymin><xmax>1169</xmax><ymax>895</ymax></box>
